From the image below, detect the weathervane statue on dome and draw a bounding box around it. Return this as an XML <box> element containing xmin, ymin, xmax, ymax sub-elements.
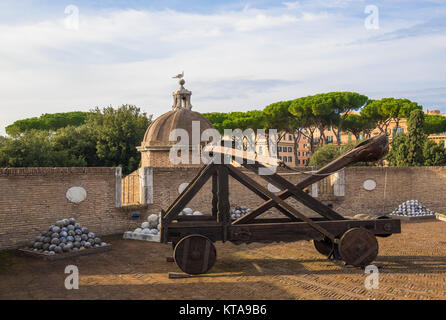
<box><xmin>172</xmin><ymin>71</ymin><xmax>192</xmax><ymax>111</ymax></box>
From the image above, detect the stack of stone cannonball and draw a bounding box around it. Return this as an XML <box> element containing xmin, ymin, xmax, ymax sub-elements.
<box><xmin>24</xmin><ymin>218</ymin><xmax>107</xmax><ymax>255</ymax></box>
<box><xmin>133</xmin><ymin>213</ymin><xmax>161</xmax><ymax>235</ymax></box>
<box><xmin>178</xmin><ymin>207</ymin><xmax>203</xmax><ymax>216</ymax></box>
<box><xmin>230</xmin><ymin>206</ymin><xmax>251</xmax><ymax>220</ymax></box>
<box><xmin>390</xmin><ymin>200</ymin><xmax>435</xmax><ymax>217</ymax></box>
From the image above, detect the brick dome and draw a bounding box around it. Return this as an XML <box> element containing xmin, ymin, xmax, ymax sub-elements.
<box><xmin>141</xmin><ymin>107</ymin><xmax>215</xmax><ymax>148</ymax></box>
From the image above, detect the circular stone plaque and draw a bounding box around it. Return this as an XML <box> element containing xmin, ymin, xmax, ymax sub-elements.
<box><xmin>178</xmin><ymin>182</ymin><xmax>189</xmax><ymax>194</ymax></box>
<box><xmin>363</xmin><ymin>179</ymin><xmax>377</xmax><ymax>191</ymax></box>
<box><xmin>66</xmin><ymin>187</ymin><xmax>87</xmax><ymax>204</ymax></box>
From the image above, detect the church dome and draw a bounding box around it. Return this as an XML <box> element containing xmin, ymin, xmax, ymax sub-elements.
<box><xmin>140</xmin><ymin>77</ymin><xmax>215</xmax><ymax>149</ymax></box>
<box><xmin>142</xmin><ymin>107</ymin><xmax>215</xmax><ymax>147</ymax></box>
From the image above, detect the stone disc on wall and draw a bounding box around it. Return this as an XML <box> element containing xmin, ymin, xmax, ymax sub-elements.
<box><xmin>178</xmin><ymin>182</ymin><xmax>189</xmax><ymax>194</ymax></box>
<box><xmin>66</xmin><ymin>187</ymin><xmax>87</xmax><ymax>204</ymax></box>
<box><xmin>363</xmin><ymin>179</ymin><xmax>376</xmax><ymax>191</ymax></box>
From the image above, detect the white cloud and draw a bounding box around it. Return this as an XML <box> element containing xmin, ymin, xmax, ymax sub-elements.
<box><xmin>0</xmin><ymin>3</ymin><xmax>445</xmax><ymax>134</ymax></box>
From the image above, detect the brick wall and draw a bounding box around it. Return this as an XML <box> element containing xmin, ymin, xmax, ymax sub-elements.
<box><xmin>147</xmin><ymin>166</ymin><xmax>446</xmax><ymax>218</ymax></box>
<box><xmin>2</xmin><ymin>165</ymin><xmax>445</xmax><ymax>250</ymax></box>
<box><xmin>0</xmin><ymin>168</ymin><xmax>129</xmax><ymax>250</ymax></box>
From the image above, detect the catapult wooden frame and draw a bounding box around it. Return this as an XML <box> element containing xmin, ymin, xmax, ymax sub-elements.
<box><xmin>160</xmin><ymin>134</ymin><xmax>401</xmax><ymax>274</ymax></box>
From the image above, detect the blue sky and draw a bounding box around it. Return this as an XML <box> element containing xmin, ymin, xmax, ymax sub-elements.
<box><xmin>0</xmin><ymin>0</ymin><xmax>445</xmax><ymax>134</ymax></box>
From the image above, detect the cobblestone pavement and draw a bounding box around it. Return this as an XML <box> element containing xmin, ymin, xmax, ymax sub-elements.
<box><xmin>0</xmin><ymin>220</ymin><xmax>445</xmax><ymax>300</ymax></box>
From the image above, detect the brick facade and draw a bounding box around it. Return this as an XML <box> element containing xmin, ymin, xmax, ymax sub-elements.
<box><xmin>1</xmin><ymin>165</ymin><xmax>446</xmax><ymax>250</ymax></box>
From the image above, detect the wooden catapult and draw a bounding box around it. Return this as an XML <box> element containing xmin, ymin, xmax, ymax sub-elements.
<box><xmin>160</xmin><ymin>134</ymin><xmax>401</xmax><ymax>275</ymax></box>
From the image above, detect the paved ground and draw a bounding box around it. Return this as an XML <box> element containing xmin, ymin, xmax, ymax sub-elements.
<box><xmin>0</xmin><ymin>220</ymin><xmax>445</xmax><ymax>300</ymax></box>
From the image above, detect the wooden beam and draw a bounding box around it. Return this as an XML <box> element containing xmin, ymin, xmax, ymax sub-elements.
<box><xmin>163</xmin><ymin>164</ymin><xmax>216</xmax><ymax>223</ymax></box>
<box><xmin>217</xmin><ymin>165</ymin><xmax>230</xmax><ymax>241</ymax></box>
<box><xmin>226</xmin><ymin>165</ymin><xmax>336</xmax><ymax>241</ymax></box>
<box><xmin>227</xmin><ymin>166</ymin><xmax>300</xmax><ymax>222</ymax></box>
<box><xmin>243</xmin><ymin>163</ymin><xmax>345</xmax><ymax>220</ymax></box>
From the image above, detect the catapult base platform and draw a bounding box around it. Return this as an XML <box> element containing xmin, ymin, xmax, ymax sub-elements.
<box><xmin>123</xmin><ymin>231</ymin><xmax>160</xmax><ymax>242</ymax></box>
<box><xmin>18</xmin><ymin>244</ymin><xmax>112</xmax><ymax>261</ymax></box>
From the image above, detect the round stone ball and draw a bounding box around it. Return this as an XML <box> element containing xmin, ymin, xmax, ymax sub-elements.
<box><xmin>52</xmin><ymin>226</ymin><xmax>61</xmax><ymax>233</ymax></box>
<box><xmin>193</xmin><ymin>211</ymin><xmax>203</xmax><ymax>216</ymax></box>
<box><xmin>88</xmin><ymin>238</ymin><xmax>95</xmax><ymax>245</ymax></box>
<box><xmin>61</xmin><ymin>227</ymin><xmax>68</xmax><ymax>232</ymax></box>
<box><xmin>68</xmin><ymin>230</ymin><xmax>76</xmax><ymax>237</ymax></box>
<box><xmin>84</xmin><ymin>242</ymin><xmax>92</xmax><ymax>248</ymax></box>
<box><xmin>81</xmin><ymin>234</ymin><xmax>88</xmax><ymax>241</ymax></box>
<box><xmin>55</xmin><ymin>220</ymin><xmax>64</xmax><ymax>227</ymax></box>
<box><xmin>67</xmin><ymin>225</ymin><xmax>75</xmax><ymax>231</ymax></box>
<box><xmin>94</xmin><ymin>237</ymin><xmax>101</xmax><ymax>244</ymax></box>
<box><xmin>54</xmin><ymin>246</ymin><xmax>63</xmax><ymax>253</ymax></box>
<box><xmin>43</xmin><ymin>237</ymin><xmax>51</xmax><ymax>243</ymax></box>
<box><xmin>141</xmin><ymin>222</ymin><xmax>150</xmax><ymax>229</ymax></box>
<box><xmin>49</xmin><ymin>251</ymin><xmax>55</xmax><ymax>255</ymax></box>
<box><xmin>94</xmin><ymin>244</ymin><xmax>100</xmax><ymax>248</ymax></box>
<box><xmin>80</xmin><ymin>240</ymin><xmax>86</xmax><ymax>247</ymax></box>
<box><xmin>28</xmin><ymin>241</ymin><xmax>35</xmax><ymax>247</ymax></box>
<box><xmin>142</xmin><ymin>229</ymin><xmax>151</xmax><ymax>235</ymax></box>
<box><xmin>87</xmin><ymin>232</ymin><xmax>95</xmax><ymax>239</ymax></box>
<box><xmin>62</xmin><ymin>219</ymin><xmax>70</xmax><ymax>226</ymax></box>
<box><xmin>182</xmin><ymin>208</ymin><xmax>193</xmax><ymax>215</ymax></box>
<box><xmin>67</xmin><ymin>236</ymin><xmax>74</xmax><ymax>242</ymax></box>
<box><xmin>100</xmin><ymin>242</ymin><xmax>107</xmax><ymax>246</ymax></box>
<box><xmin>42</xmin><ymin>243</ymin><xmax>50</xmax><ymax>251</ymax></box>
<box><xmin>147</xmin><ymin>214</ymin><xmax>158</xmax><ymax>223</ymax></box>
<box><xmin>63</xmin><ymin>243</ymin><xmax>72</xmax><ymax>251</ymax></box>
<box><xmin>49</xmin><ymin>244</ymin><xmax>56</xmax><ymax>251</ymax></box>
<box><xmin>60</xmin><ymin>231</ymin><xmax>68</xmax><ymax>238</ymax></box>
<box><xmin>134</xmin><ymin>228</ymin><xmax>142</xmax><ymax>233</ymax></box>
<box><xmin>74</xmin><ymin>235</ymin><xmax>82</xmax><ymax>242</ymax></box>
<box><xmin>150</xmin><ymin>229</ymin><xmax>159</xmax><ymax>235</ymax></box>
<box><xmin>69</xmin><ymin>218</ymin><xmax>76</xmax><ymax>225</ymax></box>
<box><xmin>81</xmin><ymin>227</ymin><xmax>89</xmax><ymax>234</ymax></box>
<box><xmin>73</xmin><ymin>241</ymin><xmax>81</xmax><ymax>248</ymax></box>
<box><xmin>33</xmin><ymin>242</ymin><xmax>42</xmax><ymax>249</ymax></box>
<box><xmin>72</xmin><ymin>247</ymin><xmax>79</xmax><ymax>251</ymax></box>
<box><xmin>75</xmin><ymin>229</ymin><xmax>82</xmax><ymax>235</ymax></box>
<box><xmin>60</xmin><ymin>237</ymin><xmax>67</xmax><ymax>244</ymax></box>
<box><xmin>51</xmin><ymin>232</ymin><xmax>59</xmax><ymax>239</ymax></box>
<box><xmin>148</xmin><ymin>221</ymin><xmax>158</xmax><ymax>229</ymax></box>
<box><xmin>49</xmin><ymin>225</ymin><xmax>56</xmax><ymax>231</ymax></box>
<box><xmin>51</xmin><ymin>238</ymin><xmax>60</xmax><ymax>245</ymax></box>
<box><xmin>74</xmin><ymin>223</ymin><xmax>81</xmax><ymax>229</ymax></box>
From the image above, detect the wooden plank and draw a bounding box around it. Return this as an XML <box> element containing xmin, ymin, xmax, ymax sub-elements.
<box><xmin>217</xmin><ymin>165</ymin><xmax>230</xmax><ymax>241</ymax></box>
<box><xmin>166</xmin><ymin>219</ymin><xmax>401</xmax><ymax>244</ymax></box>
<box><xmin>243</xmin><ymin>163</ymin><xmax>345</xmax><ymax>220</ymax></box>
<box><xmin>211</xmin><ymin>171</ymin><xmax>218</xmax><ymax>219</ymax></box>
<box><xmin>227</xmin><ymin>165</ymin><xmax>300</xmax><ymax>222</ymax></box>
<box><xmin>226</xmin><ymin>165</ymin><xmax>336</xmax><ymax>241</ymax></box>
<box><xmin>163</xmin><ymin>164</ymin><xmax>216</xmax><ymax>223</ymax></box>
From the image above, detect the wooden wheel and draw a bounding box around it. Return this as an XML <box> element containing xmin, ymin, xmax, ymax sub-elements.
<box><xmin>313</xmin><ymin>237</ymin><xmax>333</xmax><ymax>256</ymax></box>
<box><xmin>174</xmin><ymin>234</ymin><xmax>217</xmax><ymax>275</ymax></box>
<box><xmin>339</xmin><ymin>228</ymin><xmax>378</xmax><ymax>267</ymax></box>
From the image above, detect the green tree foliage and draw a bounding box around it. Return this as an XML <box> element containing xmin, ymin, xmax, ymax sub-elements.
<box><xmin>387</xmin><ymin>109</ymin><xmax>446</xmax><ymax>166</ymax></box>
<box><xmin>0</xmin><ymin>105</ymin><xmax>152</xmax><ymax>174</ymax></box>
<box><xmin>406</xmin><ymin>109</ymin><xmax>426</xmax><ymax>166</ymax></box>
<box><xmin>343</xmin><ymin>114</ymin><xmax>376</xmax><ymax>139</ymax></box>
<box><xmin>361</xmin><ymin>98</ymin><xmax>422</xmax><ymax>133</ymax></box>
<box><xmin>308</xmin><ymin>140</ymin><xmax>369</xmax><ymax>168</ymax></box>
<box><xmin>85</xmin><ymin>105</ymin><xmax>152</xmax><ymax>174</ymax></box>
<box><xmin>5</xmin><ymin>112</ymin><xmax>88</xmax><ymax>136</ymax></box>
<box><xmin>424</xmin><ymin>114</ymin><xmax>446</xmax><ymax>134</ymax></box>
<box><xmin>0</xmin><ymin>130</ymin><xmax>86</xmax><ymax>167</ymax></box>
